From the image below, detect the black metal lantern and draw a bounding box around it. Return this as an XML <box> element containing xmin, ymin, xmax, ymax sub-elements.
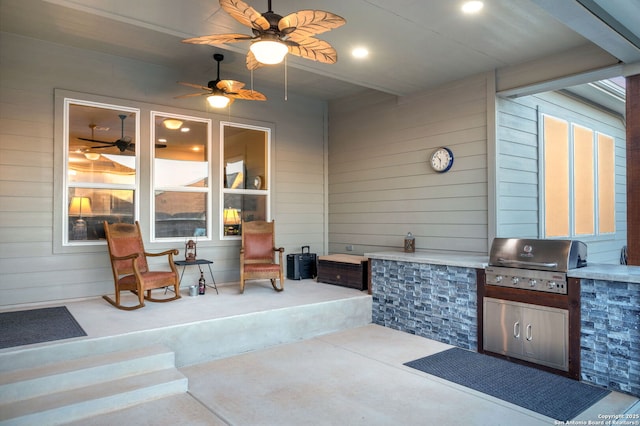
<box><xmin>185</xmin><ymin>239</ymin><xmax>197</xmax><ymax>262</ymax></box>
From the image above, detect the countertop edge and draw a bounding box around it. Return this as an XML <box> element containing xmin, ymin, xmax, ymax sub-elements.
<box><xmin>364</xmin><ymin>251</ymin><xmax>488</xmax><ymax>269</ymax></box>
<box><xmin>364</xmin><ymin>251</ymin><xmax>640</xmax><ymax>284</ymax></box>
<box><xmin>567</xmin><ymin>263</ymin><xmax>640</xmax><ymax>284</ymax></box>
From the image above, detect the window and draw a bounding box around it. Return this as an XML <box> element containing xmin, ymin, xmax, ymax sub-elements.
<box><xmin>64</xmin><ymin>100</ymin><xmax>139</xmax><ymax>245</ymax></box>
<box><xmin>151</xmin><ymin>113</ymin><xmax>211</xmax><ymax>240</ymax></box>
<box><xmin>221</xmin><ymin>122</ymin><xmax>270</xmax><ymax>237</ymax></box>
<box><xmin>542</xmin><ymin>114</ymin><xmax>615</xmax><ymax>238</ymax></box>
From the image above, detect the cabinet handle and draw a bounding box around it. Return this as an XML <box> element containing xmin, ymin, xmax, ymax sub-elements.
<box><xmin>526</xmin><ymin>324</ymin><xmax>533</xmax><ymax>341</ymax></box>
<box><xmin>513</xmin><ymin>321</ymin><xmax>520</xmax><ymax>338</ymax></box>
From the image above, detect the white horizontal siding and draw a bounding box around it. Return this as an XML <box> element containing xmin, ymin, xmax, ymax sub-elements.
<box><xmin>328</xmin><ymin>75</ymin><xmax>489</xmax><ymax>255</ymax></box>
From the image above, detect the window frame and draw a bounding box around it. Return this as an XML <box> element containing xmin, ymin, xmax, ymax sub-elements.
<box><xmin>220</xmin><ymin>121</ymin><xmax>272</xmax><ymax>239</ymax></box>
<box><xmin>150</xmin><ymin>111</ymin><xmax>213</xmax><ymax>242</ymax></box>
<box><xmin>55</xmin><ymin>91</ymin><xmax>141</xmax><ymax>252</ymax></box>
<box><xmin>539</xmin><ymin>112</ymin><xmax>616</xmax><ymax>240</ymax></box>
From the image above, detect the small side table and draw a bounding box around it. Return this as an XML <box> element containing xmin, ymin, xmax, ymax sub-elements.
<box><xmin>174</xmin><ymin>259</ymin><xmax>218</xmax><ymax>294</ymax></box>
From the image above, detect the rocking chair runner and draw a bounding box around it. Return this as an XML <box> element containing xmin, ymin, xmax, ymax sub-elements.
<box><xmin>240</xmin><ymin>220</ymin><xmax>285</xmax><ymax>293</ymax></box>
<box><xmin>103</xmin><ymin>221</ymin><xmax>181</xmax><ymax>310</ymax></box>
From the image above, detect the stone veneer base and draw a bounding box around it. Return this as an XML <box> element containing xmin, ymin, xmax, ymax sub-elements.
<box><xmin>580</xmin><ymin>279</ymin><xmax>640</xmax><ymax>397</ymax></box>
<box><xmin>371</xmin><ymin>258</ymin><xmax>639</xmax><ymax>398</ymax></box>
<box><xmin>371</xmin><ymin>259</ymin><xmax>477</xmax><ymax>350</ymax></box>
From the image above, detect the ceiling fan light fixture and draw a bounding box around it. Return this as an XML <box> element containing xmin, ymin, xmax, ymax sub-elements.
<box><xmin>207</xmin><ymin>94</ymin><xmax>231</xmax><ymax>108</ymax></box>
<box><xmin>163</xmin><ymin>118</ymin><xmax>183</xmax><ymax>130</ymax></box>
<box><xmin>84</xmin><ymin>152</ymin><xmax>101</xmax><ymax>161</ymax></box>
<box><xmin>250</xmin><ymin>40</ymin><xmax>288</xmax><ymax>65</ymax></box>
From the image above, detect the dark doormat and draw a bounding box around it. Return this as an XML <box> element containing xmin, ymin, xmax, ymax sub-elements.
<box><xmin>404</xmin><ymin>347</ymin><xmax>610</xmax><ymax>421</ymax></box>
<box><xmin>0</xmin><ymin>306</ymin><xmax>87</xmax><ymax>349</ymax></box>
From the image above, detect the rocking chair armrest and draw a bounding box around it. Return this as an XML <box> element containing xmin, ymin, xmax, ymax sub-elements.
<box><xmin>145</xmin><ymin>249</ymin><xmax>179</xmax><ymax>258</ymax></box>
<box><xmin>110</xmin><ymin>253</ymin><xmax>140</xmax><ymax>262</ymax></box>
<box><xmin>275</xmin><ymin>247</ymin><xmax>284</xmax><ymax>263</ymax></box>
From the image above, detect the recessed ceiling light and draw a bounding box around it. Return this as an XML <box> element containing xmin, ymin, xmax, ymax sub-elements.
<box><xmin>352</xmin><ymin>47</ymin><xmax>369</xmax><ymax>59</ymax></box>
<box><xmin>180</xmin><ymin>127</ymin><xmax>190</xmax><ymax>133</ymax></box>
<box><xmin>158</xmin><ymin>138</ymin><xmax>167</xmax><ymax>143</ymax></box>
<box><xmin>461</xmin><ymin>1</ymin><xmax>483</xmax><ymax>14</ymax></box>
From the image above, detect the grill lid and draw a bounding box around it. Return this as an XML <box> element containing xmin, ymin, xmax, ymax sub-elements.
<box><xmin>489</xmin><ymin>238</ymin><xmax>587</xmax><ymax>272</ymax></box>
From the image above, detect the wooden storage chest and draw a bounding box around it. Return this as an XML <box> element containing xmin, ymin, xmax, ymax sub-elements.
<box><xmin>317</xmin><ymin>254</ymin><xmax>368</xmax><ymax>291</ymax></box>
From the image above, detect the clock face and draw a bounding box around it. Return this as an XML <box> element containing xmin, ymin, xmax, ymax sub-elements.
<box><xmin>430</xmin><ymin>147</ymin><xmax>454</xmax><ymax>173</ymax></box>
<box><xmin>253</xmin><ymin>176</ymin><xmax>262</xmax><ymax>190</ymax></box>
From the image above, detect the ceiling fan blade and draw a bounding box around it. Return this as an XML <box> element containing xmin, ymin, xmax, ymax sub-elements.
<box><xmin>228</xmin><ymin>88</ymin><xmax>267</xmax><ymax>101</ymax></box>
<box><xmin>279</xmin><ymin>10</ymin><xmax>346</xmax><ymax>38</ymax></box>
<box><xmin>217</xmin><ymin>79</ymin><xmax>245</xmax><ymax>93</ymax></box>
<box><xmin>182</xmin><ymin>33</ymin><xmax>252</xmax><ymax>46</ymax></box>
<box><xmin>177</xmin><ymin>81</ymin><xmax>210</xmax><ymax>90</ymax></box>
<box><xmin>287</xmin><ymin>37</ymin><xmax>338</xmax><ymax>64</ymax></box>
<box><xmin>78</xmin><ymin>137</ymin><xmax>113</xmax><ymax>144</ymax></box>
<box><xmin>174</xmin><ymin>92</ymin><xmax>211</xmax><ymax>99</ymax></box>
<box><xmin>156</xmin><ymin>143</ymin><xmax>167</xmax><ymax>149</ymax></box>
<box><xmin>91</xmin><ymin>144</ymin><xmax>117</xmax><ymax>149</ymax></box>
<box><xmin>245</xmin><ymin>50</ymin><xmax>266</xmax><ymax>71</ymax></box>
<box><xmin>220</xmin><ymin>0</ymin><xmax>269</xmax><ymax>31</ymax></box>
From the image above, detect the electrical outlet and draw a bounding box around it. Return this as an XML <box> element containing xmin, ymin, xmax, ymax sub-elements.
<box><xmin>346</xmin><ymin>245</ymin><xmax>354</xmax><ymax>251</ymax></box>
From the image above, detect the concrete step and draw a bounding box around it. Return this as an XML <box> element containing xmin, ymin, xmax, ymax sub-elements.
<box><xmin>0</xmin><ymin>345</ymin><xmax>177</xmax><ymax>404</ymax></box>
<box><xmin>0</xmin><ymin>368</ymin><xmax>188</xmax><ymax>426</ymax></box>
<box><xmin>0</xmin><ymin>294</ymin><xmax>372</xmax><ymax>372</ymax></box>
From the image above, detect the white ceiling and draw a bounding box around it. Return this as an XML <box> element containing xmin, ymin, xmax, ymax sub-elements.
<box><xmin>1</xmin><ymin>0</ymin><xmax>639</xmax><ymax>101</ymax></box>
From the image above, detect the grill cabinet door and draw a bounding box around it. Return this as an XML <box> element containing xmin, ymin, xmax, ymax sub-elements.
<box><xmin>483</xmin><ymin>298</ymin><xmax>522</xmax><ymax>357</ymax></box>
<box><xmin>522</xmin><ymin>305</ymin><xmax>568</xmax><ymax>371</ymax></box>
<box><xmin>484</xmin><ymin>297</ymin><xmax>569</xmax><ymax>372</ymax></box>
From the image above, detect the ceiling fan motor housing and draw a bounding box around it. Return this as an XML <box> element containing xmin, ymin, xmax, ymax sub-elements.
<box><xmin>263</xmin><ymin>11</ymin><xmax>283</xmax><ymax>32</ymax></box>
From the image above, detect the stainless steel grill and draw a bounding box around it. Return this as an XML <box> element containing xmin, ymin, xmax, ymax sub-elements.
<box><xmin>482</xmin><ymin>238</ymin><xmax>587</xmax><ymax>375</ymax></box>
<box><xmin>485</xmin><ymin>238</ymin><xmax>587</xmax><ymax>294</ymax></box>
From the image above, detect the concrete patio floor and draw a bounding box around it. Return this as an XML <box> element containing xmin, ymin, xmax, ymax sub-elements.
<box><xmin>3</xmin><ymin>280</ymin><xmax>639</xmax><ymax>425</ymax></box>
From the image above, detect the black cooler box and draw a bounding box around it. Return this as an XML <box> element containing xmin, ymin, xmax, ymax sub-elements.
<box><xmin>286</xmin><ymin>246</ymin><xmax>317</xmax><ymax>280</ymax></box>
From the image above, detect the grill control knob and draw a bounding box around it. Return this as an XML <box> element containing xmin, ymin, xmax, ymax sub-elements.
<box><xmin>511</xmin><ymin>277</ymin><xmax>519</xmax><ymax>285</ymax></box>
<box><xmin>548</xmin><ymin>282</ymin><xmax>557</xmax><ymax>289</ymax></box>
<box><xmin>529</xmin><ymin>279</ymin><xmax>537</xmax><ymax>287</ymax></box>
<box><xmin>495</xmin><ymin>275</ymin><xmax>503</xmax><ymax>283</ymax></box>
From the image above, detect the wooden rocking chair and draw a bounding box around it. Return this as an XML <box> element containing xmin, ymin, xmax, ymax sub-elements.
<box><xmin>103</xmin><ymin>221</ymin><xmax>180</xmax><ymax>310</ymax></box>
<box><xmin>240</xmin><ymin>220</ymin><xmax>285</xmax><ymax>294</ymax></box>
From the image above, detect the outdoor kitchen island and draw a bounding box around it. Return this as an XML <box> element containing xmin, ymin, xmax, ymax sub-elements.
<box><xmin>366</xmin><ymin>250</ymin><xmax>640</xmax><ymax>397</ymax></box>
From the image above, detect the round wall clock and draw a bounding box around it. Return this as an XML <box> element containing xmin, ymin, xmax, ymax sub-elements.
<box><xmin>430</xmin><ymin>147</ymin><xmax>454</xmax><ymax>173</ymax></box>
<box><xmin>252</xmin><ymin>176</ymin><xmax>263</xmax><ymax>190</ymax></box>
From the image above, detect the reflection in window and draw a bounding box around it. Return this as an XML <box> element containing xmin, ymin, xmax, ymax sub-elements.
<box><xmin>222</xmin><ymin>123</ymin><xmax>270</xmax><ymax>237</ymax></box>
<box><xmin>65</xmin><ymin>101</ymin><xmax>138</xmax><ymax>243</ymax></box>
<box><xmin>223</xmin><ymin>193</ymin><xmax>268</xmax><ymax>236</ymax></box>
<box><xmin>68</xmin><ymin>188</ymin><xmax>134</xmax><ymax>240</ymax></box>
<box><xmin>152</xmin><ymin>113</ymin><xmax>211</xmax><ymax>240</ymax></box>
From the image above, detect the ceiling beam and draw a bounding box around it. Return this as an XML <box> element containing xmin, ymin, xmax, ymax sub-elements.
<box><xmin>531</xmin><ymin>0</ymin><xmax>640</xmax><ymax>63</ymax></box>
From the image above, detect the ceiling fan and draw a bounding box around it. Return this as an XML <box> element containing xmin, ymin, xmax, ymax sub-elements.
<box><xmin>182</xmin><ymin>0</ymin><xmax>346</xmax><ymax>70</ymax></box>
<box><xmin>175</xmin><ymin>53</ymin><xmax>267</xmax><ymax>107</ymax></box>
<box><xmin>78</xmin><ymin>114</ymin><xmax>133</xmax><ymax>153</ymax></box>
<box><xmin>78</xmin><ymin>115</ymin><xmax>166</xmax><ymax>153</ymax></box>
